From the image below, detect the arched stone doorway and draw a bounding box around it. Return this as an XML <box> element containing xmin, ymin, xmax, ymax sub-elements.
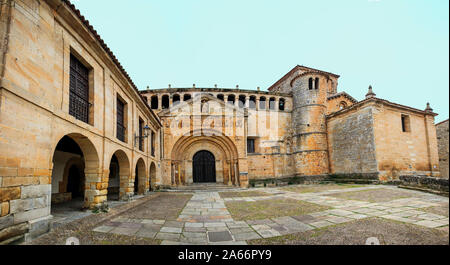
<box><xmin>134</xmin><ymin>158</ymin><xmax>146</xmax><ymax>195</ymax></box>
<box><xmin>193</xmin><ymin>150</ymin><xmax>216</xmax><ymax>183</ymax></box>
<box><xmin>107</xmin><ymin>149</ymin><xmax>131</xmax><ymax>201</ymax></box>
<box><xmin>170</xmin><ymin>129</ymin><xmax>240</xmax><ymax>186</ymax></box>
<box><xmin>50</xmin><ymin>133</ymin><xmax>100</xmax><ymax>209</ymax></box>
<box><xmin>149</xmin><ymin>162</ymin><xmax>156</xmax><ymax>190</ymax></box>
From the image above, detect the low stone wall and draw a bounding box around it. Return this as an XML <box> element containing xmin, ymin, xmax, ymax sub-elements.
<box><xmin>397</xmin><ymin>175</ymin><xmax>449</xmax><ymax>195</ymax></box>
<box><xmin>51</xmin><ymin>192</ymin><xmax>72</xmax><ymax>204</ymax></box>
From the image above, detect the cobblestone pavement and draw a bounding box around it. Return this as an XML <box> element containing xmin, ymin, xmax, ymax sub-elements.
<box><xmin>91</xmin><ymin>185</ymin><xmax>449</xmax><ymax>245</ymax></box>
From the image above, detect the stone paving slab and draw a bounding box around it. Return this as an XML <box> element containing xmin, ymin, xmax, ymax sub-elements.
<box><xmin>208</xmin><ymin>231</ymin><xmax>233</xmax><ymax>242</ymax></box>
<box><xmin>90</xmin><ymin>185</ymin><xmax>448</xmax><ymax>245</ymax></box>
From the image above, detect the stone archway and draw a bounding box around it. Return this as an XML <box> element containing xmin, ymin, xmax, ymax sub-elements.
<box><xmin>171</xmin><ymin>129</ymin><xmax>240</xmax><ymax>186</ymax></box>
<box><xmin>134</xmin><ymin>158</ymin><xmax>147</xmax><ymax>195</ymax></box>
<box><xmin>107</xmin><ymin>149</ymin><xmax>131</xmax><ymax>201</ymax></box>
<box><xmin>149</xmin><ymin>162</ymin><xmax>156</xmax><ymax>190</ymax></box>
<box><xmin>50</xmin><ymin>133</ymin><xmax>101</xmax><ymax>209</ymax></box>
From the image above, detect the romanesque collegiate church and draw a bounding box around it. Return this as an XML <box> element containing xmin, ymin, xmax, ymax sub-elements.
<box><xmin>0</xmin><ymin>0</ymin><xmax>446</xmax><ymax>242</ymax></box>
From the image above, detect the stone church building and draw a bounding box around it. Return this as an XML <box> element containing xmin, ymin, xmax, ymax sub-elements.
<box><xmin>0</xmin><ymin>0</ymin><xmax>445</xmax><ymax>242</ymax></box>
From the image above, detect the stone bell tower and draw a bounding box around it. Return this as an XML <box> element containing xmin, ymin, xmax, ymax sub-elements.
<box><xmin>291</xmin><ymin>73</ymin><xmax>333</xmax><ymax>177</ymax></box>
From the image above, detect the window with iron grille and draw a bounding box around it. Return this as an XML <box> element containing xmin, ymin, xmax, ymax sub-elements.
<box><xmin>69</xmin><ymin>54</ymin><xmax>90</xmax><ymax>123</ymax></box>
<box><xmin>117</xmin><ymin>98</ymin><xmax>125</xmax><ymax>142</ymax></box>
<box><xmin>139</xmin><ymin>118</ymin><xmax>144</xmax><ymax>151</ymax></box>
<box><xmin>247</xmin><ymin>138</ymin><xmax>255</xmax><ymax>153</ymax></box>
<box><xmin>151</xmin><ymin>131</ymin><xmax>155</xmax><ymax>156</ymax></box>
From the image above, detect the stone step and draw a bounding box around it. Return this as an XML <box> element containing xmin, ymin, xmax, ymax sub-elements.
<box><xmin>160</xmin><ymin>183</ymin><xmax>240</xmax><ymax>192</ymax></box>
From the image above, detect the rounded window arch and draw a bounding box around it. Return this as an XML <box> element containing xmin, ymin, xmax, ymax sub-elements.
<box><xmin>227</xmin><ymin>94</ymin><xmax>235</xmax><ymax>105</ymax></box>
<box><xmin>339</xmin><ymin>101</ymin><xmax>347</xmax><ymax>110</ymax></box>
<box><xmin>259</xmin><ymin>96</ymin><xmax>266</xmax><ymax>109</ymax></box>
<box><xmin>173</xmin><ymin>94</ymin><xmax>180</xmax><ymax>105</ymax></box>
<box><xmin>161</xmin><ymin>95</ymin><xmax>169</xmax><ymax>109</ymax></box>
<box><xmin>308</xmin><ymin>78</ymin><xmax>313</xmax><ymax>90</ymax></box>
<box><xmin>238</xmin><ymin>95</ymin><xmax>246</xmax><ymax>108</ymax></box>
<box><xmin>183</xmin><ymin>94</ymin><xmax>191</xmax><ymax>101</ymax></box>
<box><xmin>279</xmin><ymin>98</ymin><xmax>285</xmax><ymax>111</ymax></box>
<box><xmin>249</xmin><ymin>96</ymin><xmax>256</xmax><ymax>109</ymax></box>
<box><xmin>269</xmin><ymin>97</ymin><xmax>276</xmax><ymax>110</ymax></box>
<box><xmin>151</xmin><ymin>95</ymin><xmax>158</xmax><ymax>109</ymax></box>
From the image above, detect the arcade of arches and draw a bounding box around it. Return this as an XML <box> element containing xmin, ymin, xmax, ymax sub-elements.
<box><xmin>50</xmin><ymin>134</ymin><xmax>158</xmax><ymax>209</ymax></box>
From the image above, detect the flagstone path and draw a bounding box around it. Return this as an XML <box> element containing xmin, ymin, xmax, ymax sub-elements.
<box><xmin>91</xmin><ymin>185</ymin><xmax>449</xmax><ymax>245</ymax></box>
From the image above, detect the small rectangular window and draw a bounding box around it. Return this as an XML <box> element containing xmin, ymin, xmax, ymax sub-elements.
<box><xmin>116</xmin><ymin>97</ymin><xmax>126</xmax><ymax>142</ymax></box>
<box><xmin>247</xmin><ymin>138</ymin><xmax>255</xmax><ymax>153</ymax></box>
<box><xmin>69</xmin><ymin>54</ymin><xmax>90</xmax><ymax>123</ymax></box>
<box><xmin>138</xmin><ymin>118</ymin><xmax>144</xmax><ymax>151</ymax></box>
<box><xmin>401</xmin><ymin>114</ymin><xmax>411</xmax><ymax>132</ymax></box>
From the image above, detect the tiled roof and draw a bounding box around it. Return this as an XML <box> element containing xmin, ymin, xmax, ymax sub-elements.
<box><xmin>268</xmin><ymin>65</ymin><xmax>340</xmax><ymax>91</ymax></box>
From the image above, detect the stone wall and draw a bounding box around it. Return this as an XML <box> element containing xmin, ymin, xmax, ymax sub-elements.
<box><xmin>436</xmin><ymin>119</ymin><xmax>449</xmax><ymax>178</ymax></box>
<box><xmin>327</xmin><ymin>105</ymin><xmax>378</xmax><ymax>175</ymax></box>
<box><xmin>0</xmin><ymin>0</ymin><xmax>161</xmax><ymax>243</ymax></box>
<box><xmin>372</xmin><ymin>102</ymin><xmax>440</xmax><ymax>180</ymax></box>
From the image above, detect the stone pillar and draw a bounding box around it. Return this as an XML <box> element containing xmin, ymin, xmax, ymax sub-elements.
<box><xmin>84</xmin><ymin>168</ymin><xmax>108</xmax><ymax>208</ymax></box>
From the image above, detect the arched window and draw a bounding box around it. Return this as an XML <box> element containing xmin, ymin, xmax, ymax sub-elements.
<box><xmin>315</xmin><ymin>78</ymin><xmax>319</xmax><ymax>90</ymax></box>
<box><xmin>173</xmin><ymin>94</ymin><xmax>180</xmax><ymax>105</ymax></box>
<box><xmin>217</xmin><ymin>94</ymin><xmax>224</xmax><ymax>101</ymax></box>
<box><xmin>183</xmin><ymin>94</ymin><xmax>191</xmax><ymax>101</ymax></box>
<box><xmin>227</xmin><ymin>95</ymin><xmax>235</xmax><ymax>105</ymax></box>
<box><xmin>339</xmin><ymin>101</ymin><xmax>347</xmax><ymax>110</ymax></box>
<box><xmin>238</xmin><ymin>95</ymin><xmax>246</xmax><ymax>108</ymax></box>
<box><xmin>151</xmin><ymin>96</ymin><xmax>158</xmax><ymax>109</ymax></box>
<box><xmin>269</xmin><ymin>97</ymin><xmax>276</xmax><ymax>110</ymax></box>
<box><xmin>162</xmin><ymin>95</ymin><xmax>169</xmax><ymax>109</ymax></box>
<box><xmin>249</xmin><ymin>96</ymin><xmax>256</xmax><ymax>109</ymax></box>
<box><xmin>308</xmin><ymin>78</ymin><xmax>313</xmax><ymax>90</ymax></box>
<box><xmin>279</xmin><ymin>98</ymin><xmax>285</xmax><ymax>111</ymax></box>
<box><xmin>259</xmin><ymin>96</ymin><xmax>266</xmax><ymax>109</ymax></box>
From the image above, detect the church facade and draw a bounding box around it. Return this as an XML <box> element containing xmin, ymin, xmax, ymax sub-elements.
<box><xmin>141</xmin><ymin>65</ymin><xmax>441</xmax><ymax>188</ymax></box>
<box><xmin>0</xmin><ymin>0</ymin><xmax>445</xmax><ymax>243</ymax></box>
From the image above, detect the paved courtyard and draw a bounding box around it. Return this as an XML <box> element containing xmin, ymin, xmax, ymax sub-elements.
<box><xmin>27</xmin><ymin>184</ymin><xmax>449</xmax><ymax>245</ymax></box>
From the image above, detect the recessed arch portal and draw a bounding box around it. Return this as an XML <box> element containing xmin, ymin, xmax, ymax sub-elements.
<box><xmin>193</xmin><ymin>150</ymin><xmax>216</xmax><ymax>183</ymax></box>
<box><xmin>170</xmin><ymin>129</ymin><xmax>240</xmax><ymax>186</ymax></box>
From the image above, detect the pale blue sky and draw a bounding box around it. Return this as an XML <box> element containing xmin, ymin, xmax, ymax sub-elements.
<box><xmin>71</xmin><ymin>0</ymin><xmax>449</xmax><ymax>122</ymax></box>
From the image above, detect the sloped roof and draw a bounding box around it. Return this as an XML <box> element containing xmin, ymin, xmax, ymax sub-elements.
<box><xmin>327</xmin><ymin>92</ymin><xmax>358</xmax><ymax>103</ymax></box>
<box><xmin>268</xmin><ymin>65</ymin><xmax>340</xmax><ymax>91</ymax></box>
